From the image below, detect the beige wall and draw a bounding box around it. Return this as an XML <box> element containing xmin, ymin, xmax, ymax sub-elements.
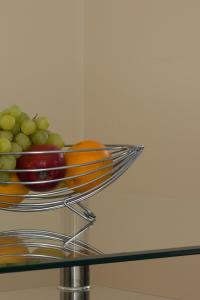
<box><xmin>91</xmin><ymin>255</ymin><xmax>200</xmax><ymax>300</ymax></box>
<box><xmin>1</xmin><ymin>0</ymin><xmax>200</xmax><ymax>298</ymax></box>
<box><xmin>0</xmin><ymin>0</ymin><xmax>84</xmax><ymax>289</ymax></box>
<box><xmin>85</xmin><ymin>0</ymin><xmax>200</xmax><ymax>248</ymax></box>
<box><xmin>85</xmin><ymin>0</ymin><xmax>200</xmax><ymax>299</ymax></box>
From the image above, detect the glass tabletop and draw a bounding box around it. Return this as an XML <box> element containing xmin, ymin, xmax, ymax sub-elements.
<box><xmin>0</xmin><ymin>206</ymin><xmax>200</xmax><ymax>274</ymax></box>
<box><xmin>0</xmin><ymin>285</ymin><xmax>173</xmax><ymax>300</ymax></box>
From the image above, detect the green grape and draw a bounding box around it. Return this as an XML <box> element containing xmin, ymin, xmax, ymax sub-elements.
<box><xmin>21</xmin><ymin>119</ymin><xmax>36</xmax><ymax>135</ymax></box>
<box><xmin>0</xmin><ymin>172</ymin><xmax>10</xmax><ymax>183</ymax></box>
<box><xmin>14</xmin><ymin>133</ymin><xmax>31</xmax><ymax>150</ymax></box>
<box><xmin>16</xmin><ymin>112</ymin><xmax>29</xmax><ymax>124</ymax></box>
<box><xmin>0</xmin><ymin>112</ymin><xmax>3</xmax><ymax>122</ymax></box>
<box><xmin>31</xmin><ymin>130</ymin><xmax>48</xmax><ymax>145</ymax></box>
<box><xmin>35</xmin><ymin>116</ymin><xmax>50</xmax><ymax>130</ymax></box>
<box><xmin>0</xmin><ymin>138</ymin><xmax>12</xmax><ymax>152</ymax></box>
<box><xmin>0</xmin><ymin>130</ymin><xmax>13</xmax><ymax>142</ymax></box>
<box><xmin>46</xmin><ymin>133</ymin><xmax>64</xmax><ymax>148</ymax></box>
<box><xmin>12</xmin><ymin>122</ymin><xmax>21</xmax><ymax>135</ymax></box>
<box><xmin>0</xmin><ymin>155</ymin><xmax>16</xmax><ymax>170</ymax></box>
<box><xmin>3</xmin><ymin>105</ymin><xmax>21</xmax><ymax>118</ymax></box>
<box><xmin>0</xmin><ymin>115</ymin><xmax>15</xmax><ymax>130</ymax></box>
<box><xmin>11</xmin><ymin>142</ymin><xmax>23</xmax><ymax>158</ymax></box>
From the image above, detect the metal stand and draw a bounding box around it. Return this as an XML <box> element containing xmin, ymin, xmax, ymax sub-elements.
<box><xmin>0</xmin><ymin>144</ymin><xmax>144</xmax><ymax>300</ymax></box>
<box><xmin>59</xmin><ymin>266</ymin><xmax>90</xmax><ymax>300</ymax></box>
<box><xmin>59</xmin><ymin>203</ymin><xmax>94</xmax><ymax>300</ymax></box>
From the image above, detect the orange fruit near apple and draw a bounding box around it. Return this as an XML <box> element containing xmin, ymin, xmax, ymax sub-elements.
<box><xmin>0</xmin><ymin>236</ymin><xmax>29</xmax><ymax>264</ymax></box>
<box><xmin>64</xmin><ymin>140</ymin><xmax>113</xmax><ymax>193</ymax></box>
<box><xmin>0</xmin><ymin>173</ymin><xmax>28</xmax><ymax>208</ymax></box>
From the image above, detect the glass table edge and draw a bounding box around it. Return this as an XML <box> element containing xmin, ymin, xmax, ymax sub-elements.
<box><xmin>1</xmin><ymin>244</ymin><xmax>200</xmax><ymax>274</ymax></box>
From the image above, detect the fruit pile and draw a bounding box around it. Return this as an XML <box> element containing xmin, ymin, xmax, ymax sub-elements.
<box><xmin>0</xmin><ymin>105</ymin><xmax>113</xmax><ymax>207</ymax></box>
<box><xmin>0</xmin><ymin>105</ymin><xmax>64</xmax><ymax>183</ymax></box>
<box><xmin>0</xmin><ymin>106</ymin><xmax>113</xmax><ymax>265</ymax></box>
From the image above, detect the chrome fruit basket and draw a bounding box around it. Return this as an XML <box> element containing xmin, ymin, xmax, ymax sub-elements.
<box><xmin>0</xmin><ymin>144</ymin><xmax>144</xmax><ymax>212</ymax></box>
<box><xmin>0</xmin><ymin>144</ymin><xmax>143</xmax><ymax>264</ymax></box>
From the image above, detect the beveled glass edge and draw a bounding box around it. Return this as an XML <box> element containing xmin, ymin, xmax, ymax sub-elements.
<box><xmin>0</xmin><ymin>244</ymin><xmax>200</xmax><ymax>274</ymax></box>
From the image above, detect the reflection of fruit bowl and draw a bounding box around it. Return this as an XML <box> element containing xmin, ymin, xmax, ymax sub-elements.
<box><xmin>0</xmin><ymin>235</ymin><xmax>29</xmax><ymax>265</ymax></box>
<box><xmin>0</xmin><ymin>229</ymin><xmax>102</xmax><ymax>266</ymax></box>
<box><xmin>0</xmin><ymin>144</ymin><xmax>144</xmax><ymax>212</ymax></box>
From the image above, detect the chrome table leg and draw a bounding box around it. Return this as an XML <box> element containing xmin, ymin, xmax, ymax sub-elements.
<box><xmin>59</xmin><ymin>266</ymin><xmax>90</xmax><ymax>300</ymax></box>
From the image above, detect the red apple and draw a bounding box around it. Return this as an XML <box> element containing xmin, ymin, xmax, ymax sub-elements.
<box><xmin>16</xmin><ymin>144</ymin><xmax>65</xmax><ymax>192</ymax></box>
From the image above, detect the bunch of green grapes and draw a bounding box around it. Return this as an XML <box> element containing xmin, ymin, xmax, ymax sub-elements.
<box><xmin>0</xmin><ymin>105</ymin><xmax>64</xmax><ymax>182</ymax></box>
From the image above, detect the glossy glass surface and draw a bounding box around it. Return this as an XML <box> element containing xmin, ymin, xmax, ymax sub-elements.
<box><xmin>0</xmin><ymin>216</ymin><xmax>200</xmax><ymax>274</ymax></box>
<box><xmin>0</xmin><ymin>285</ymin><xmax>173</xmax><ymax>300</ymax></box>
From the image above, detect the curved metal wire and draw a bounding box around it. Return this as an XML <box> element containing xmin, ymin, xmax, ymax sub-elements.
<box><xmin>0</xmin><ymin>145</ymin><xmax>144</xmax><ymax>264</ymax></box>
<box><xmin>0</xmin><ymin>144</ymin><xmax>144</xmax><ymax>212</ymax></box>
<box><xmin>0</xmin><ymin>229</ymin><xmax>103</xmax><ymax>263</ymax></box>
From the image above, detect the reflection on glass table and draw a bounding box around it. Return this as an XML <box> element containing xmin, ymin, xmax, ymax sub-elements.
<box><xmin>0</xmin><ymin>219</ymin><xmax>200</xmax><ymax>274</ymax></box>
<box><xmin>0</xmin><ymin>285</ymin><xmax>173</xmax><ymax>300</ymax></box>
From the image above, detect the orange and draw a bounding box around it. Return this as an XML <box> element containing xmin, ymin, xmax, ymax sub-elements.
<box><xmin>0</xmin><ymin>236</ymin><xmax>29</xmax><ymax>264</ymax></box>
<box><xmin>64</xmin><ymin>140</ymin><xmax>112</xmax><ymax>193</ymax></box>
<box><xmin>0</xmin><ymin>173</ymin><xmax>28</xmax><ymax>208</ymax></box>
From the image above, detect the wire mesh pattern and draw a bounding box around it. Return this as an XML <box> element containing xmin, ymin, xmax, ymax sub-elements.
<box><xmin>0</xmin><ymin>144</ymin><xmax>144</xmax><ymax>212</ymax></box>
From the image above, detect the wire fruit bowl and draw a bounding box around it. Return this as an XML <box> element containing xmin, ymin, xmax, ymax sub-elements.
<box><xmin>0</xmin><ymin>144</ymin><xmax>144</xmax><ymax>266</ymax></box>
<box><xmin>0</xmin><ymin>144</ymin><xmax>144</xmax><ymax>212</ymax></box>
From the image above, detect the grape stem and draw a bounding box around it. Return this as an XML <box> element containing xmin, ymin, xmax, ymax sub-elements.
<box><xmin>33</xmin><ymin>114</ymin><xmax>38</xmax><ymax>120</ymax></box>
